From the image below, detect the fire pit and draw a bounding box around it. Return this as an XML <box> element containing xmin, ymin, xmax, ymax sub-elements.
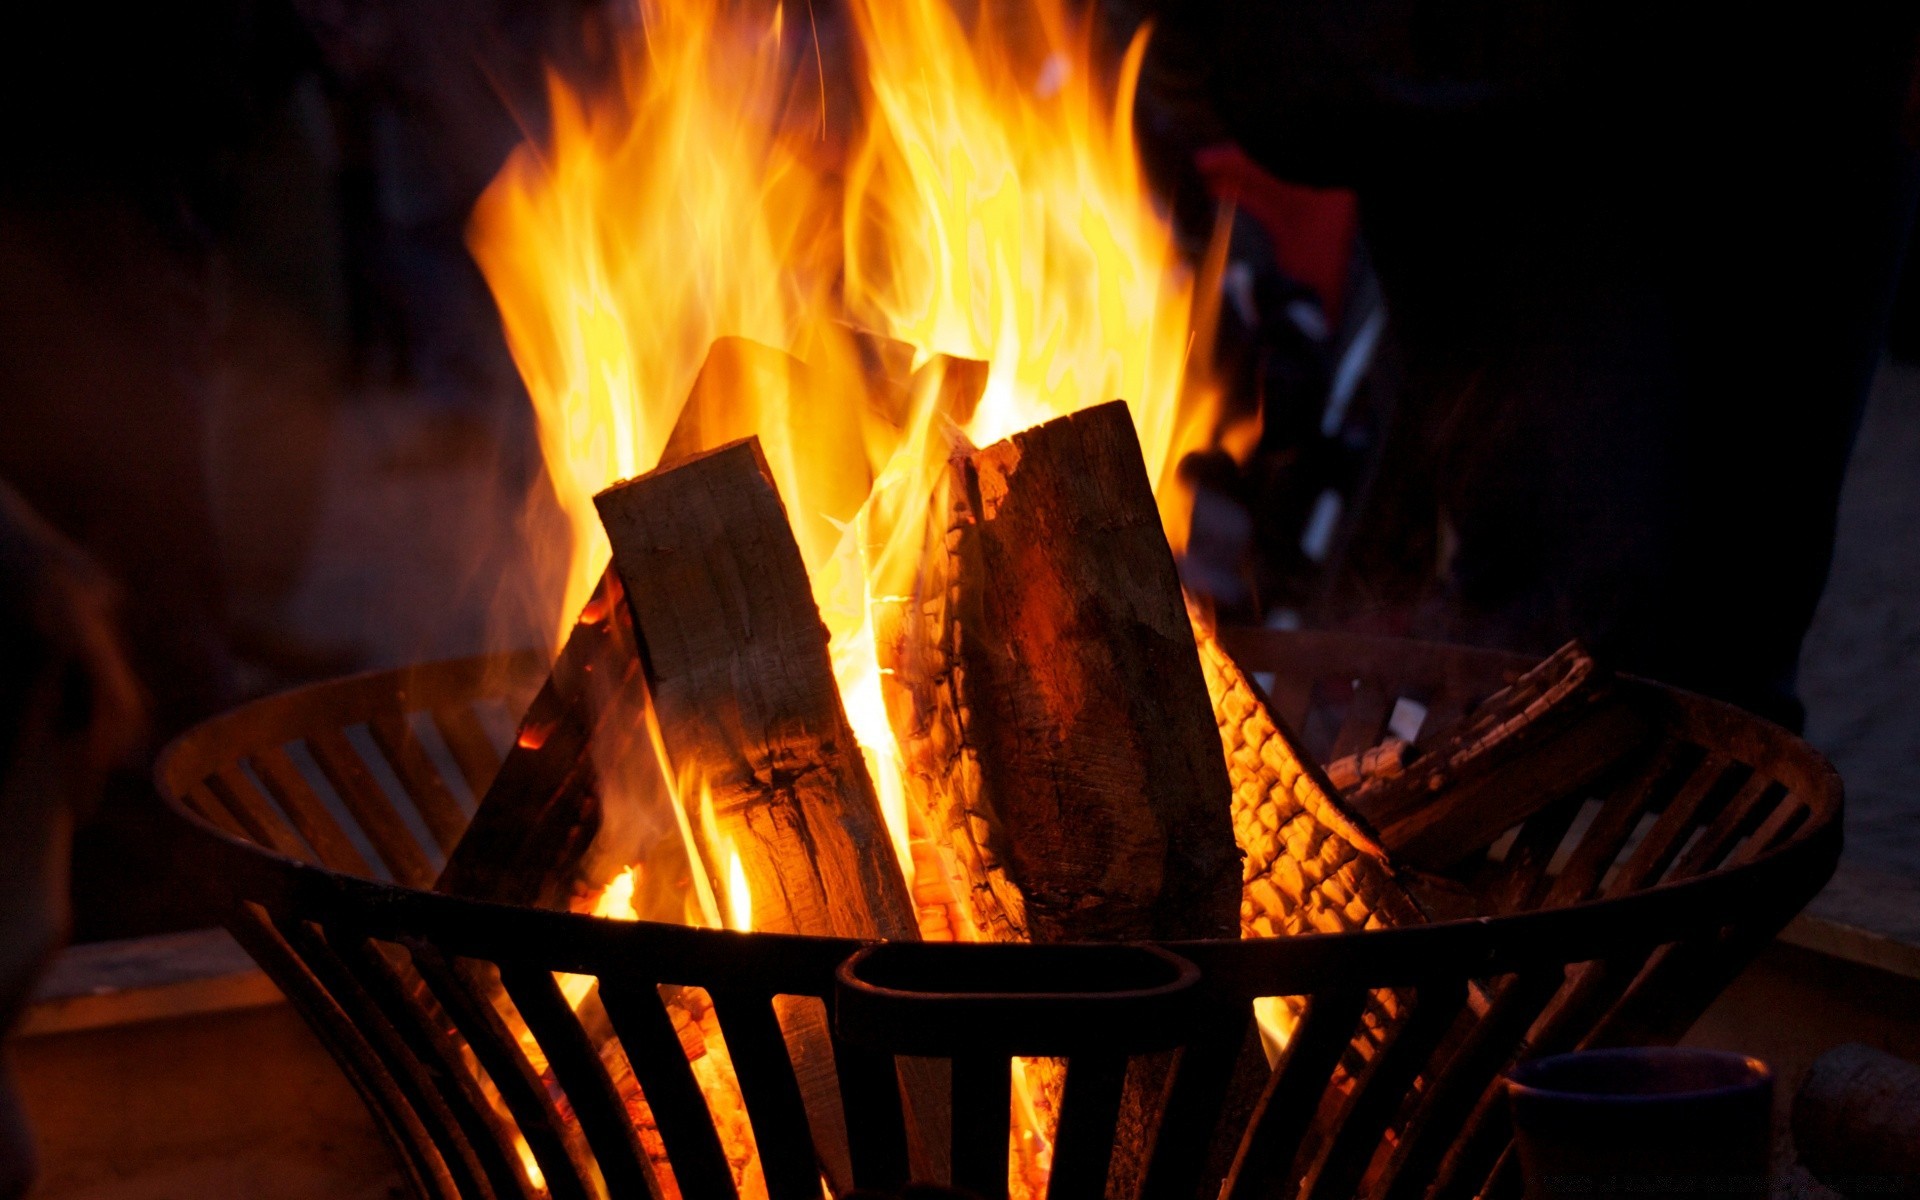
<box><xmin>156</xmin><ymin>630</ymin><xmax>1839</xmax><ymax>1200</ymax></box>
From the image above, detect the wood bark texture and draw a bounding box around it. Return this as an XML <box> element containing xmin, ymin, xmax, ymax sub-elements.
<box><xmin>879</xmin><ymin>400</ymin><xmax>1242</xmax><ymax>945</ymax></box>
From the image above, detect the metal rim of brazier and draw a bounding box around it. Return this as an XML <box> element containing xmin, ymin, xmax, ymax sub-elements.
<box><xmin>155</xmin><ymin>631</ymin><xmax>1842</xmax><ymax>1200</ymax></box>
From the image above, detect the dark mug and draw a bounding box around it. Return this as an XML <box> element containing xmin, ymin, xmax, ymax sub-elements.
<box><xmin>1506</xmin><ymin>1047</ymin><xmax>1773</xmax><ymax>1199</ymax></box>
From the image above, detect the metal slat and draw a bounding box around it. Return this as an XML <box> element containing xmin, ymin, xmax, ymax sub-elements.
<box><xmin>227</xmin><ymin>908</ymin><xmax>457</xmax><ymax>1200</ymax></box>
<box><xmin>307</xmin><ymin>726</ymin><xmax>437</xmax><ymax>887</ymax></box>
<box><xmin>1223</xmin><ymin>990</ymin><xmax>1368</xmax><ymax>1200</ymax></box>
<box><xmin>829</xmin><ymin>1032</ymin><xmax>912</xmax><ymax>1192</ymax></box>
<box><xmin>204</xmin><ymin>764</ymin><xmax>312</xmax><ymax>862</ymax></box>
<box><xmin>331</xmin><ymin>932</ymin><xmax>539</xmax><ymax>1200</ymax></box>
<box><xmin>409</xmin><ymin>950</ymin><xmax>595</xmax><ymax>1200</ymax></box>
<box><xmin>1047</xmin><ymin>1054</ymin><xmax>1129</xmax><ymax>1200</ymax></box>
<box><xmin>599</xmin><ymin>978</ymin><xmax>740</xmax><ymax>1200</ymax></box>
<box><xmin>1139</xmin><ymin>1008</ymin><xmax>1258</xmax><ymax>1200</ymax></box>
<box><xmin>1302</xmin><ymin>980</ymin><xmax>1469</xmax><ymax>1200</ymax></box>
<box><xmin>707</xmin><ymin>989</ymin><xmax>823</xmax><ymax>1200</ymax></box>
<box><xmin>1604</xmin><ymin>753</ymin><xmax>1745</xmax><ymax>897</ymax></box>
<box><xmin>1539</xmin><ymin>740</ymin><xmax>1696</xmax><ymax>907</ymax></box>
<box><xmin>950</xmin><ymin>1054</ymin><xmax>1012</xmax><ymax>1200</ymax></box>
<box><xmin>1669</xmin><ymin>776</ymin><xmax>1790</xmax><ymax>880</ymax></box>
<box><xmin>369</xmin><ymin>709</ymin><xmax>472</xmax><ymax>853</ymax></box>
<box><xmin>433</xmin><ymin>703</ymin><xmax>506</xmax><ymax>799</ymax></box>
<box><xmin>249</xmin><ymin>743</ymin><xmax>374</xmax><ymax>875</ymax></box>
<box><xmin>499</xmin><ymin>965</ymin><xmax>659</xmax><ymax>1200</ymax></box>
<box><xmin>279</xmin><ymin>918</ymin><xmax>492</xmax><ymax>1200</ymax></box>
<box><xmin>1377</xmin><ymin>970</ymin><xmax>1564</xmax><ymax>1200</ymax></box>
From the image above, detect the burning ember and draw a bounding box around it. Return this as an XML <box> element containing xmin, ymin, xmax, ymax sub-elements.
<box><xmin>447</xmin><ymin>1</ymin><xmax>1413</xmax><ymax>1196</ymax></box>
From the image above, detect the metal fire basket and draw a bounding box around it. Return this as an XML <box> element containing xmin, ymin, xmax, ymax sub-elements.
<box><xmin>155</xmin><ymin>630</ymin><xmax>1841</xmax><ymax>1200</ymax></box>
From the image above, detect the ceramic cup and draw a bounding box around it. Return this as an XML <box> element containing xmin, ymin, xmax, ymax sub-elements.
<box><xmin>1506</xmin><ymin>1047</ymin><xmax>1773</xmax><ymax>1199</ymax></box>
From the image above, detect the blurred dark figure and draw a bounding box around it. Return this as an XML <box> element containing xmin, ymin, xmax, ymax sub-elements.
<box><xmin>1137</xmin><ymin>0</ymin><xmax>1920</xmax><ymax>727</ymax></box>
<box><xmin>0</xmin><ymin>0</ymin><xmax>585</xmax><ymax>938</ymax></box>
<box><xmin>0</xmin><ymin>483</ymin><xmax>143</xmax><ymax>1198</ymax></box>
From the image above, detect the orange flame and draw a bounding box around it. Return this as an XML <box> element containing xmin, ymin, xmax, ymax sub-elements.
<box><xmin>472</xmin><ymin>0</ymin><xmax>1222</xmax><ymax>646</ymax></box>
<box><xmin>475</xmin><ymin>45</ymin><xmax>1227</xmax><ymax>1185</ymax></box>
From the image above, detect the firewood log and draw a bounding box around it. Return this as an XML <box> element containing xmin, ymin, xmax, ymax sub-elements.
<box><xmin>876</xmin><ymin>401</ymin><xmax>1241</xmax><ymax>1198</ymax></box>
<box><xmin>1344</xmin><ymin>641</ymin><xmax>1652</xmax><ymax>869</ymax></box>
<box><xmin>879</xmin><ymin>400</ymin><xmax>1241</xmax><ymax>945</ymax></box>
<box><xmin>597</xmin><ymin>437</ymin><xmax>939</xmax><ymax>1191</ymax></box>
<box><xmin>595</xmin><ymin>435</ymin><xmax>915</xmax><ymax>940</ymax></box>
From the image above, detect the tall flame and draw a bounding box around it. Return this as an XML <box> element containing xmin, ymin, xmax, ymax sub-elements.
<box><xmin>472</xmin><ymin>0</ymin><xmax>1220</xmax><ymax>648</ymax></box>
<box><xmin>471</xmin><ymin>0</ymin><xmax>846</xmax><ymax>638</ymax></box>
<box><xmin>841</xmin><ymin>0</ymin><xmax>1217</xmax><ymax>535</ymax></box>
<box><xmin>475</xmin><ymin>5</ymin><xmax>1224</xmax><ymax>1191</ymax></box>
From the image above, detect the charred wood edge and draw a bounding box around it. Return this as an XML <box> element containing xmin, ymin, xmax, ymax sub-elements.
<box><xmin>435</xmin><ymin>569</ymin><xmax>633</xmax><ymax>910</ymax></box>
<box><xmin>1344</xmin><ymin>641</ymin><xmax>1657</xmax><ymax>870</ymax></box>
<box><xmin>1793</xmin><ymin>1044</ymin><xmax>1920</xmax><ymax>1183</ymax></box>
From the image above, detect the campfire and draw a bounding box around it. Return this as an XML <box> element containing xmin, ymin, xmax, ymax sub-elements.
<box><xmin>361</xmin><ymin>2</ymin><xmax>1665</xmax><ymax>1197</ymax></box>
<box><xmin>130</xmin><ymin>3</ymin><xmax>1853</xmax><ymax>1197</ymax></box>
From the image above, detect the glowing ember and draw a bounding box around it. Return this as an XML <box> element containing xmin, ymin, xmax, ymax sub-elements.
<box><xmin>725</xmin><ymin>849</ymin><xmax>753</xmax><ymax>933</ymax></box>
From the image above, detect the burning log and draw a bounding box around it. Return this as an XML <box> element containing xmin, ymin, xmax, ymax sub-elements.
<box><xmin>878</xmin><ymin>400</ymin><xmax>1242</xmax><ymax>945</ymax></box>
<box><xmin>437</xmin><ymin>570</ymin><xmax>669</xmax><ymax>909</ymax></box>
<box><xmin>596</xmin><ymin>436</ymin><xmax>934</xmax><ymax>1191</ymax></box>
<box><xmin>1193</xmin><ymin>627</ymin><xmax>1423</xmax><ymax>942</ymax></box>
<box><xmin>876</xmin><ymin>400</ymin><xmax>1239</xmax><ymax>1198</ymax></box>
<box><xmin>1343</xmin><ymin>641</ymin><xmax>1652</xmax><ymax>869</ymax></box>
<box><xmin>594</xmin><ymin>435</ymin><xmax>916</xmax><ymax>940</ymax></box>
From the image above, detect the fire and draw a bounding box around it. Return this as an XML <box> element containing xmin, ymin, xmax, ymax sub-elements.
<box><xmin>471</xmin><ymin>0</ymin><xmax>1221</xmax><ymax>665</ymax></box>
<box><xmin>473</xmin><ymin>0</ymin><xmax>1227</xmax><ymax>1191</ymax></box>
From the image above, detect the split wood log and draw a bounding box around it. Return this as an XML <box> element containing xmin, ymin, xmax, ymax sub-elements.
<box><xmin>1343</xmin><ymin>641</ymin><xmax>1653</xmax><ymax>869</ymax></box>
<box><xmin>878</xmin><ymin>400</ymin><xmax>1242</xmax><ymax>946</ymax></box>
<box><xmin>596</xmin><ymin>437</ymin><xmax>935</xmax><ymax>1190</ymax></box>
<box><xmin>876</xmin><ymin>401</ymin><xmax>1240</xmax><ymax>1198</ymax></box>
<box><xmin>602</xmin><ymin>440</ymin><xmax>917</xmax><ymax>944</ymax></box>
